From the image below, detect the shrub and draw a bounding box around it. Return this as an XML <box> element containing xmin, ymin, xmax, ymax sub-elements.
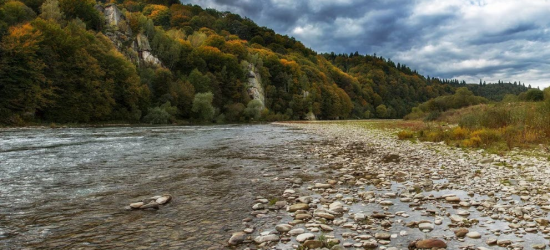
<box><xmin>424</xmin><ymin>111</ymin><xmax>441</xmax><ymax>121</ymax></box>
<box><xmin>470</xmin><ymin>128</ymin><xmax>501</xmax><ymax>145</ymax></box>
<box><xmin>482</xmin><ymin>107</ymin><xmax>510</xmax><ymax>128</ymax></box>
<box><xmin>397</xmin><ymin>130</ymin><xmax>414</xmax><ymax>140</ymax></box>
<box><xmin>143</xmin><ymin>101</ymin><xmax>177</xmax><ymax>124</ymax></box>
<box><xmin>523</xmin><ymin>89</ymin><xmax>544</xmax><ymax>101</ymax></box>
<box><xmin>462</xmin><ymin>136</ymin><xmax>482</xmax><ymax>147</ymax></box>
<box><xmin>143</xmin><ymin>107</ymin><xmax>171</xmax><ymax>124</ymax></box>
<box><xmin>451</xmin><ymin>127</ymin><xmax>469</xmax><ymax>140</ymax></box>
<box><xmin>425</xmin><ymin>130</ymin><xmax>445</xmax><ymax>142</ymax></box>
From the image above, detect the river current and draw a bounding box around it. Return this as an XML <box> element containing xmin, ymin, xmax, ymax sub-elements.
<box><xmin>0</xmin><ymin>125</ymin><xmax>317</xmax><ymax>249</ymax></box>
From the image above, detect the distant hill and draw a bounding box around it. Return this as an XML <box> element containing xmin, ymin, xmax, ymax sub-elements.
<box><xmin>465</xmin><ymin>82</ymin><xmax>529</xmax><ymax>101</ymax></box>
<box><xmin>0</xmin><ymin>0</ymin><xmax>529</xmax><ymax>124</ymax></box>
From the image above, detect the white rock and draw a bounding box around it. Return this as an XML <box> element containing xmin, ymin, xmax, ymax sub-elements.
<box><xmin>296</xmin><ymin>233</ymin><xmax>315</xmax><ymax>242</ymax></box>
<box><xmin>466</xmin><ymin>232</ymin><xmax>481</xmax><ymax>239</ymax></box>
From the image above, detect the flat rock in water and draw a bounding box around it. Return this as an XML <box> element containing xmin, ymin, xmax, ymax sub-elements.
<box><xmin>228</xmin><ymin>232</ymin><xmax>246</xmax><ymax>245</ymax></box>
<box><xmin>450</xmin><ymin>214</ymin><xmax>465</xmax><ymax>222</ymax></box>
<box><xmin>418</xmin><ymin>222</ymin><xmax>434</xmax><ymax>231</ymax></box>
<box><xmin>454</xmin><ymin>228</ymin><xmax>469</xmax><ymax>237</ymax></box>
<box><xmin>314</xmin><ymin>183</ymin><xmax>332</xmax><ymax>188</ymax></box>
<box><xmin>288</xmin><ymin>228</ymin><xmax>305</xmax><ymax>236</ymax></box>
<box><xmin>296</xmin><ymin>233</ymin><xmax>315</xmax><ymax>242</ymax></box>
<box><xmin>254</xmin><ymin>234</ymin><xmax>279</xmax><ymax>244</ymax></box>
<box><xmin>446</xmin><ymin>196</ymin><xmax>461</xmax><ymax>202</ymax></box>
<box><xmin>130</xmin><ymin>202</ymin><xmax>144</xmax><ymax>209</ymax></box>
<box><xmin>289</xmin><ymin>203</ymin><xmax>309</xmax><ymax>212</ymax></box>
<box><xmin>466</xmin><ymin>231</ymin><xmax>481</xmax><ymax>238</ymax></box>
<box><xmin>375</xmin><ymin>232</ymin><xmax>391</xmax><ymax>240</ymax></box>
<box><xmin>275</xmin><ymin>224</ymin><xmax>293</xmax><ymax>232</ymax></box>
<box><xmin>155</xmin><ymin>195</ymin><xmax>172</xmax><ymax>205</ymax></box>
<box><xmin>315</xmin><ymin>212</ymin><xmax>335</xmax><ymax>220</ymax></box>
<box><xmin>140</xmin><ymin>201</ymin><xmax>159</xmax><ymax>210</ymax></box>
<box><xmin>320</xmin><ymin>224</ymin><xmax>333</xmax><ymax>231</ymax></box>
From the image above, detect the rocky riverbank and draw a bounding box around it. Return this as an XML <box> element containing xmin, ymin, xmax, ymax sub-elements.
<box><xmin>229</xmin><ymin>121</ymin><xmax>550</xmax><ymax>250</ymax></box>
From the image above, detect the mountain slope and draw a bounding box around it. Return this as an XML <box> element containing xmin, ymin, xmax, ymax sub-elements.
<box><xmin>0</xmin><ymin>0</ymin><xmax>526</xmax><ymax>125</ymax></box>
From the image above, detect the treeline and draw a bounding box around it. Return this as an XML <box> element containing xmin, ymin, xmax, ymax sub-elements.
<box><xmin>0</xmin><ymin>0</ymin><xmax>533</xmax><ymax>125</ymax></box>
<box><xmin>465</xmin><ymin>81</ymin><xmax>529</xmax><ymax>101</ymax></box>
<box><xmin>323</xmin><ymin>53</ymin><xmax>454</xmax><ymax>118</ymax></box>
<box><xmin>404</xmin><ymin>87</ymin><xmax>488</xmax><ymax>121</ymax></box>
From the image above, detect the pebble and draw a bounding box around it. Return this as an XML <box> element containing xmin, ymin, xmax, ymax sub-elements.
<box><xmin>466</xmin><ymin>232</ymin><xmax>481</xmax><ymax>239</ymax></box>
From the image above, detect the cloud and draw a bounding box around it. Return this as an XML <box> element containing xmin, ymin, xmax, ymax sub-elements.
<box><xmin>181</xmin><ymin>0</ymin><xmax>550</xmax><ymax>88</ymax></box>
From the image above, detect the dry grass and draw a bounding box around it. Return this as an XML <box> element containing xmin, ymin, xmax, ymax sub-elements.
<box><xmin>398</xmin><ymin>101</ymin><xmax>550</xmax><ymax>152</ymax></box>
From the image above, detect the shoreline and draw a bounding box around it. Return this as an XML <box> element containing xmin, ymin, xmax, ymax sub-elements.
<box><xmin>233</xmin><ymin>121</ymin><xmax>550</xmax><ymax>249</ymax></box>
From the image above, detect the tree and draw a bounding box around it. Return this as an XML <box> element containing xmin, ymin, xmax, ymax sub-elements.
<box><xmin>523</xmin><ymin>89</ymin><xmax>544</xmax><ymax>101</ymax></box>
<box><xmin>192</xmin><ymin>92</ymin><xmax>214</xmax><ymax>121</ymax></box>
<box><xmin>40</xmin><ymin>0</ymin><xmax>63</xmax><ymax>23</ymax></box>
<box><xmin>188</xmin><ymin>68</ymin><xmax>210</xmax><ymax>93</ymax></box>
<box><xmin>0</xmin><ymin>1</ymin><xmax>37</xmax><ymax>25</ymax></box>
<box><xmin>143</xmin><ymin>101</ymin><xmax>176</xmax><ymax>124</ymax></box>
<box><xmin>20</xmin><ymin>0</ymin><xmax>46</xmax><ymax>13</ymax></box>
<box><xmin>59</xmin><ymin>0</ymin><xmax>102</xmax><ymax>30</ymax></box>
<box><xmin>376</xmin><ymin>104</ymin><xmax>388</xmax><ymax>118</ymax></box>
<box><xmin>244</xmin><ymin>99</ymin><xmax>262</xmax><ymax>120</ymax></box>
<box><xmin>0</xmin><ymin>23</ymin><xmax>45</xmax><ymax>124</ymax></box>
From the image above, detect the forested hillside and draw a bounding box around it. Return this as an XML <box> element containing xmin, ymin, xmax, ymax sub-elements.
<box><xmin>0</xmin><ymin>0</ymin><xmax>528</xmax><ymax>125</ymax></box>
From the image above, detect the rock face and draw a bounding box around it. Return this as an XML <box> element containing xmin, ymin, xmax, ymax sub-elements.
<box><xmin>246</xmin><ymin>63</ymin><xmax>265</xmax><ymax>107</ymax></box>
<box><xmin>136</xmin><ymin>34</ymin><xmax>162</xmax><ymax>67</ymax></box>
<box><xmin>104</xmin><ymin>4</ymin><xmax>124</xmax><ymax>27</ymax></box>
<box><xmin>97</xmin><ymin>4</ymin><xmax>163</xmax><ymax>67</ymax></box>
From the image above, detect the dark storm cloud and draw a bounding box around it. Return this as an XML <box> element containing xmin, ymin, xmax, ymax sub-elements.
<box><xmin>181</xmin><ymin>0</ymin><xmax>550</xmax><ymax>88</ymax></box>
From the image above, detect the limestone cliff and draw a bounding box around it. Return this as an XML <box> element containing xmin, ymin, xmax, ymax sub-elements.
<box><xmin>246</xmin><ymin>63</ymin><xmax>265</xmax><ymax>107</ymax></box>
<box><xmin>96</xmin><ymin>4</ymin><xmax>162</xmax><ymax>67</ymax></box>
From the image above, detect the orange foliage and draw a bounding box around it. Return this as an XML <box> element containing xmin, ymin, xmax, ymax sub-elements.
<box><xmin>2</xmin><ymin>24</ymin><xmax>42</xmax><ymax>54</ymax></box>
<box><xmin>143</xmin><ymin>4</ymin><xmax>168</xmax><ymax>19</ymax></box>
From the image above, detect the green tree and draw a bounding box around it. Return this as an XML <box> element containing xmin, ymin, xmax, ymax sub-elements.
<box><xmin>523</xmin><ymin>88</ymin><xmax>544</xmax><ymax>101</ymax></box>
<box><xmin>143</xmin><ymin>101</ymin><xmax>177</xmax><ymax>124</ymax></box>
<box><xmin>192</xmin><ymin>92</ymin><xmax>214</xmax><ymax>121</ymax></box>
<box><xmin>39</xmin><ymin>0</ymin><xmax>63</xmax><ymax>23</ymax></box>
<box><xmin>59</xmin><ymin>0</ymin><xmax>102</xmax><ymax>30</ymax></box>
<box><xmin>0</xmin><ymin>23</ymin><xmax>45</xmax><ymax>124</ymax></box>
<box><xmin>244</xmin><ymin>99</ymin><xmax>262</xmax><ymax>120</ymax></box>
<box><xmin>188</xmin><ymin>68</ymin><xmax>210</xmax><ymax>93</ymax></box>
<box><xmin>20</xmin><ymin>0</ymin><xmax>45</xmax><ymax>13</ymax></box>
<box><xmin>376</xmin><ymin>104</ymin><xmax>388</xmax><ymax>118</ymax></box>
<box><xmin>0</xmin><ymin>1</ymin><xmax>37</xmax><ymax>26</ymax></box>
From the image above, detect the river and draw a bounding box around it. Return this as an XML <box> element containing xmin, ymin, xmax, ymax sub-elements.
<box><xmin>0</xmin><ymin>125</ymin><xmax>319</xmax><ymax>249</ymax></box>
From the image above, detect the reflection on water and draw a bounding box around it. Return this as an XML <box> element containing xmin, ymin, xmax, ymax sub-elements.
<box><xmin>0</xmin><ymin>125</ymin><xmax>316</xmax><ymax>249</ymax></box>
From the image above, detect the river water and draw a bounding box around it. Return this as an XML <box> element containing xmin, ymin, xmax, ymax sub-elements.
<box><xmin>0</xmin><ymin>125</ymin><xmax>318</xmax><ymax>250</ymax></box>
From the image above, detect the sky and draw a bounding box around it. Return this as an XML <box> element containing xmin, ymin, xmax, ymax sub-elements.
<box><xmin>181</xmin><ymin>0</ymin><xmax>550</xmax><ymax>89</ymax></box>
